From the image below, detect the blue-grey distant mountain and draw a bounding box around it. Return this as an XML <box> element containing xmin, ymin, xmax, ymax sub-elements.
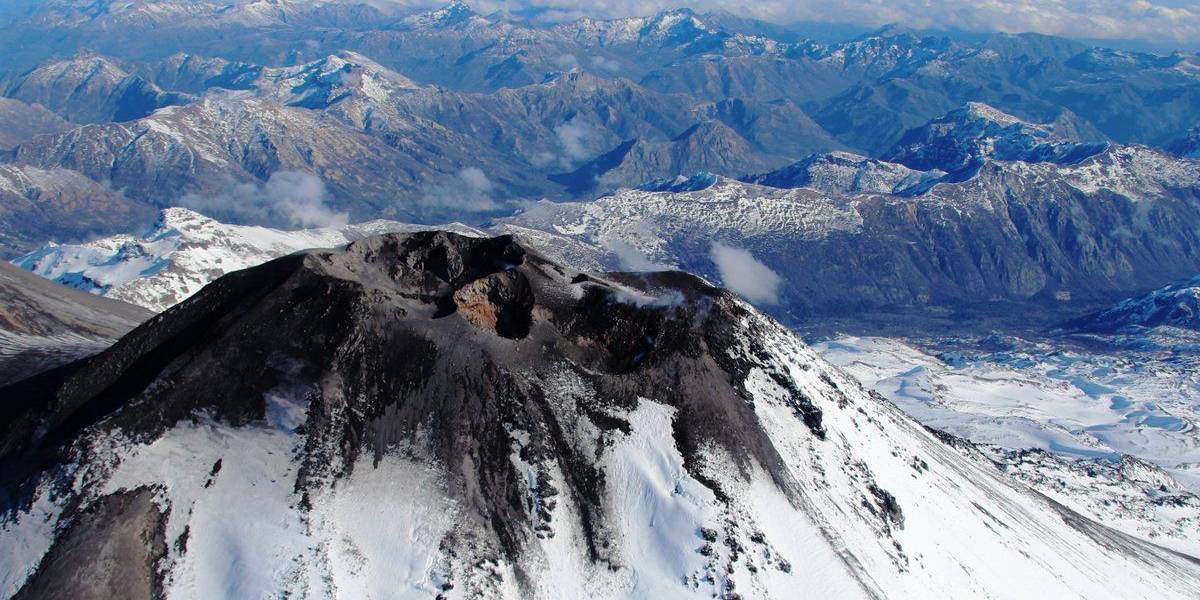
<box><xmin>507</xmin><ymin>106</ymin><xmax>1200</xmax><ymax>329</ymax></box>
<box><xmin>0</xmin><ymin>97</ymin><xmax>68</xmax><ymax>150</ymax></box>
<box><xmin>2</xmin><ymin>2</ymin><xmax>1198</xmax><ymax>157</ymax></box>
<box><xmin>1168</xmin><ymin>125</ymin><xmax>1200</xmax><ymax>159</ymax></box>
<box><xmin>0</xmin><ymin>51</ymin><xmax>828</xmax><ymax>249</ymax></box>
<box><xmin>4</xmin><ymin>52</ymin><xmax>191</xmax><ymax>123</ymax></box>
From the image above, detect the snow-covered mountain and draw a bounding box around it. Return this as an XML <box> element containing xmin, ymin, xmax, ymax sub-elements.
<box><xmin>16</xmin><ymin>102</ymin><xmax>1200</xmax><ymax>324</ymax></box>
<box><xmin>2</xmin><ymin>231</ymin><xmax>1198</xmax><ymax>599</ymax></box>
<box><xmin>4</xmin><ymin>1</ymin><xmax>1199</xmax><ymax>157</ymax></box>
<box><xmin>4</xmin><ymin>92</ymin><xmax>542</xmax><ymax>220</ymax></box>
<box><xmin>14</xmin><ymin>207</ymin><xmax>482</xmax><ymax>312</ymax></box>
<box><xmin>1063</xmin><ymin>274</ymin><xmax>1200</xmax><ymax>337</ymax></box>
<box><xmin>3</xmin><ymin>52</ymin><xmax>191</xmax><ymax>123</ymax></box>
<box><xmin>814</xmin><ymin>334</ymin><xmax>1200</xmax><ymax>554</ymax></box>
<box><xmin>742</xmin><ymin>151</ymin><xmax>944</xmax><ymax>195</ymax></box>
<box><xmin>883</xmin><ymin>102</ymin><xmax>1109</xmax><ymax>173</ymax></box>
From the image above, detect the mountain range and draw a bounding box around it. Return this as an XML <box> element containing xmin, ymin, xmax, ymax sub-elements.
<box><xmin>14</xmin><ymin>101</ymin><xmax>1200</xmax><ymax>330</ymax></box>
<box><xmin>0</xmin><ymin>2</ymin><xmax>1197</xmax><ymax>259</ymax></box>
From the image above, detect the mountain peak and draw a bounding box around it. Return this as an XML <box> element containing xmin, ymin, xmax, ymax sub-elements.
<box><xmin>956</xmin><ymin>101</ymin><xmax>1026</xmax><ymax>126</ymax></box>
<box><xmin>885</xmin><ymin>102</ymin><xmax>1108</xmax><ymax>172</ymax></box>
<box><xmin>636</xmin><ymin>171</ymin><xmax>720</xmax><ymax>193</ymax></box>
<box><xmin>405</xmin><ymin>0</ymin><xmax>480</xmax><ymax>29</ymax></box>
<box><xmin>255</xmin><ymin>51</ymin><xmax>420</xmax><ymax>108</ymax></box>
<box><xmin>638</xmin><ymin>6</ymin><xmax>716</xmax><ymax>46</ymax></box>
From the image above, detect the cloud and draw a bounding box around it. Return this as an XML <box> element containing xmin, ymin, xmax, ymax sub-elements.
<box><xmin>590</xmin><ymin>55</ymin><xmax>622</xmax><ymax>72</ymax></box>
<box><xmin>603</xmin><ymin>238</ymin><xmax>668</xmax><ymax>271</ymax></box>
<box><xmin>554</xmin><ymin>116</ymin><xmax>601</xmax><ymax>161</ymax></box>
<box><xmin>553</xmin><ymin>53</ymin><xmax>580</xmax><ymax>69</ymax></box>
<box><xmin>709</xmin><ymin>241</ymin><xmax>782</xmax><ymax>305</ymax></box>
<box><xmin>416</xmin><ymin>167</ymin><xmax>503</xmax><ymax>214</ymax></box>
<box><xmin>179</xmin><ymin>170</ymin><xmax>349</xmax><ymax>229</ymax></box>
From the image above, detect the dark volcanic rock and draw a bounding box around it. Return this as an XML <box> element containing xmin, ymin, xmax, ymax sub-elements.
<box><xmin>11</xmin><ymin>487</ymin><xmax>167</xmax><ymax>600</ymax></box>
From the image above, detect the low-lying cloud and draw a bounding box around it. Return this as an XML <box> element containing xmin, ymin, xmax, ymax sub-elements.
<box><xmin>179</xmin><ymin>170</ymin><xmax>349</xmax><ymax>229</ymax></box>
<box><xmin>709</xmin><ymin>241</ymin><xmax>782</xmax><ymax>305</ymax></box>
<box><xmin>416</xmin><ymin>167</ymin><xmax>502</xmax><ymax>214</ymax></box>
<box><xmin>554</xmin><ymin>117</ymin><xmax>602</xmax><ymax>162</ymax></box>
<box><xmin>604</xmin><ymin>238</ymin><xmax>668</xmax><ymax>271</ymax></box>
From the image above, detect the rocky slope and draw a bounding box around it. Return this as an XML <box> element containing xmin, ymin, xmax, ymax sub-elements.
<box><xmin>0</xmin><ymin>260</ymin><xmax>150</xmax><ymax>385</ymax></box>
<box><xmin>0</xmin><ymin>164</ymin><xmax>156</xmax><ymax>258</ymax></box>
<box><xmin>3</xmin><ymin>92</ymin><xmax>543</xmax><ymax>222</ymax></box>
<box><xmin>167</xmin><ymin>52</ymin><xmax>827</xmax><ymax>194</ymax></box>
<box><xmin>1</xmin><ymin>231</ymin><xmax>1198</xmax><ymax>599</ymax></box>
<box><xmin>0</xmin><ymin>98</ymin><xmax>68</xmax><ymax>151</ymax></box>
<box><xmin>3</xmin><ymin>52</ymin><xmax>190</xmax><ymax>123</ymax></box>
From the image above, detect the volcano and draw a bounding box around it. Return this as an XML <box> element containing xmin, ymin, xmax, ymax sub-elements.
<box><xmin>1</xmin><ymin>231</ymin><xmax>1197</xmax><ymax>599</ymax></box>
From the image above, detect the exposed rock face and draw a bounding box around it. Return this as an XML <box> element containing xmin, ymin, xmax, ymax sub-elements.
<box><xmin>11</xmin><ymin>488</ymin><xmax>167</xmax><ymax>600</ymax></box>
<box><xmin>2</xmin><ymin>232</ymin><xmax>1199</xmax><ymax>599</ymax></box>
<box><xmin>451</xmin><ymin>270</ymin><xmax>535</xmax><ymax>339</ymax></box>
<box><xmin>0</xmin><ymin>164</ymin><xmax>155</xmax><ymax>258</ymax></box>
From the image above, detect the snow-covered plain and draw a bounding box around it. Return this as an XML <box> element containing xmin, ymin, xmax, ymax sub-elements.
<box><xmin>815</xmin><ymin>334</ymin><xmax>1200</xmax><ymax>556</ymax></box>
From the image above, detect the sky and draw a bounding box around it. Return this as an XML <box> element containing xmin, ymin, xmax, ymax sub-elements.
<box><xmin>460</xmin><ymin>0</ymin><xmax>1200</xmax><ymax>51</ymax></box>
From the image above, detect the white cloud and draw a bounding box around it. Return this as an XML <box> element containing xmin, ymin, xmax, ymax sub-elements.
<box><xmin>709</xmin><ymin>241</ymin><xmax>782</xmax><ymax>305</ymax></box>
<box><xmin>590</xmin><ymin>55</ymin><xmax>622</xmax><ymax>72</ymax></box>
<box><xmin>179</xmin><ymin>170</ymin><xmax>349</xmax><ymax>229</ymax></box>
<box><xmin>553</xmin><ymin>53</ymin><xmax>580</xmax><ymax>69</ymax></box>
<box><xmin>554</xmin><ymin>116</ymin><xmax>601</xmax><ymax>161</ymax></box>
<box><xmin>416</xmin><ymin>167</ymin><xmax>502</xmax><ymax>213</ymax></box>
<box><xmin>603</xmin><ymin>238</ymin><xmax>667</xmax><ymax>271</ymax></box>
